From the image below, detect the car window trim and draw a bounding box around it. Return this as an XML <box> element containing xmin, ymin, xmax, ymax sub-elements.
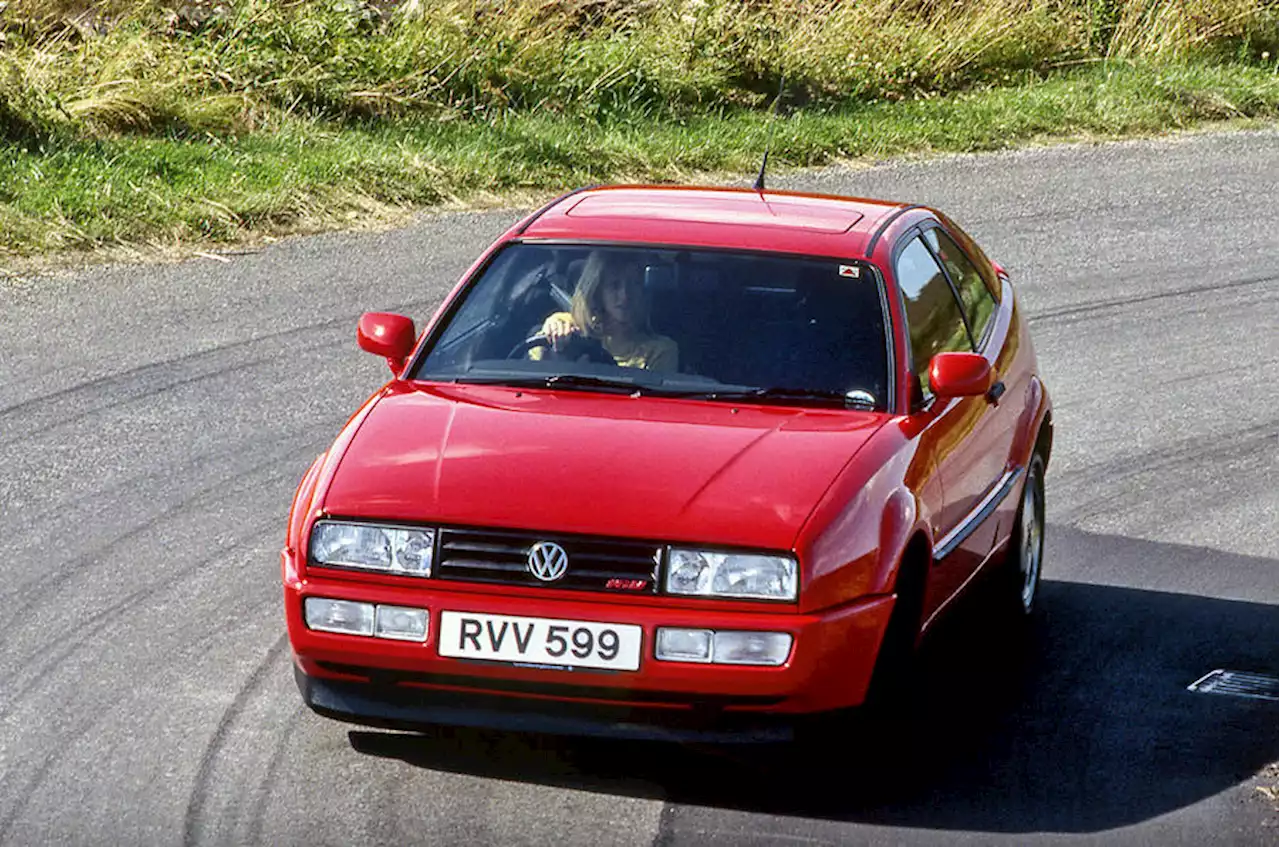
<box><xmin>919</xmin><ymin>223</ymin><xmax>979</xmax><ymax>352</ymax></box>
<box><xmin>891</xmin><ymin>226</ymin><xmax>974</xmax><ymax>412</ymax></box>
<box><xmin>891</xmin><ymin>227</ymin><xmax>925</xmax><ymax>411</ymax></box>
<box><xmin>921</xmin><ymin>222</ymin><xmax>1000</xmax><ymax>353</ymax></box>
<box><xmin>935</xmin><ymin>210</ymin><xmax>1003</xmax><ymax>302</ymax></box>
<box><xmin>873</xmin><ymin>252</ymin><xmax>897</xmax><ymax>414</ymax></box>
<box><xmin>864</xmin><ymin>204</ymin><xmax>925</xmax><ymax>258</ymax></box>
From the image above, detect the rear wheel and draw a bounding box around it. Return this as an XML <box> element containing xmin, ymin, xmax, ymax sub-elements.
<box><xmin>1000</xmin><ymin>452</ymin><xmax>1045</xmax><ymax>617</ymax></box>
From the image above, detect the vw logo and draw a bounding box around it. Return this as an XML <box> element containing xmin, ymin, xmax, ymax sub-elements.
<box><xmin>527</xmin><ymin>541</ymin><xmax>569</xmax><ymax>582</ymax></box>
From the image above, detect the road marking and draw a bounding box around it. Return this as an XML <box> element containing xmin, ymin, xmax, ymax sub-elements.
<box><xmin>1187</xmin><ymin>669</ymin><xmax>1278</xmax><ymax>701</ymax></box>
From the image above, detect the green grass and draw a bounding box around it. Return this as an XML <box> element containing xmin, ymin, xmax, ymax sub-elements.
<box><xmin>2</xmin><ymin>60</ymin><xmax>1272</xmax><ymax>259</ymax></box>
<box><xmin>0</xmin><ymin>0</ymin><xmax>1275</xmax><ymax>261</ymax></box>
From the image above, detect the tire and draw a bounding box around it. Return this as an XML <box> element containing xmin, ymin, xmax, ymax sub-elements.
<box><xmin>790</xmin><ymin>550</ymin><xmax>928</xmax><ymax>756</ymax></box>
<box><xmin>1000</xmin><ymin>451</ymin><xmax>1046</xmax><ymax>617</ymax></box>
<box><xmin>862</xmin><ymin>553</ymin><xmax>927</xmax><ymax>713</ymax></box>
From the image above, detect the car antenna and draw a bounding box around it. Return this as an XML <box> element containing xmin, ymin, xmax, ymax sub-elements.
<box><xmin>753</xmin><ymin>75</ymin><xmax>787</xmax><ymax>193</ymax></box>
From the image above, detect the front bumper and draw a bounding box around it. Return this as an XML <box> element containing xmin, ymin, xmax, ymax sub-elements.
<box><xmin>284</xmin><ymin>556</ymin><xmax>894</xmax><ymax>739</ymax></box>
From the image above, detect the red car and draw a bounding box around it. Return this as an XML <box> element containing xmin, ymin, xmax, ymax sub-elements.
<box><xmin>283</xmin><ymin>185</ymin><xmax>1052</xmax><ymax>742</ymax></box>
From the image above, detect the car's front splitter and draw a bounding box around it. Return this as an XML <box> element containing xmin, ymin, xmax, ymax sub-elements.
<box><xmin>295</xmin><ymin>663</ymin><xmax>799</xmax><ymax>743</ymax></box>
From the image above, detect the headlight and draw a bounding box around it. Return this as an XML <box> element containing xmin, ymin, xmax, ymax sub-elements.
<box><xmin>309</xmin><ymin>521</ymin><xmax>434</xmax><ymax>577</ymax></box>
<box><xmin>665</xmin><ymin>548</ymin><xmax>797</xmax><ymax>601</ymax></box>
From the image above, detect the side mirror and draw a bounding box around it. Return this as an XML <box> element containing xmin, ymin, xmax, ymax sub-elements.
<box><xmin>928</xmin><ymin>351</ymin><xmax>993</xmax><ymax>399</ymax></box>
<box><xmin>357</xmin><ymin>312</ymin><xmax>416</xmax><ymax>375</ymax></box>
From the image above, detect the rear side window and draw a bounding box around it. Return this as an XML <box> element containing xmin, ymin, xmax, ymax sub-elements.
<box><xmin>924</xmin><ymin>227</ymin><xmax>997</xmax><ymax>346</ymax></box>
<box><xmin>896</xmin><ymin>236</ymin><xmax>971</xmax><ymax>398</ymax></box>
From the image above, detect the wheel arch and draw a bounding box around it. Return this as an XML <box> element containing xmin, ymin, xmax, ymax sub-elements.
<box><xmin>861</xmin><ymin>528</ymin><xmax>933</xmax><ymax>709</ymax></box>
<box><xmin>866</xmin><ymin>483</ymin><xmax>934</xmax><ymax>598</ymax></box>
<box><xmin>895</xmin><ymin>532</ymin><xmax>932</xmax><ymax>636</ymax></box>
<box><xmin>1034</xmin><ymin>406</ymin><xmax>1054</xmax><ymax>468</ymax></box>
<box><xmin>1011</xmin><ymin>374</ymin><xmax>1053</xmax><ymax>471</ymax></box>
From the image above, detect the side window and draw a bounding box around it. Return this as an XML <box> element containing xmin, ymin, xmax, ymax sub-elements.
<box><xmin>896</xmin><ymin>236</ymin><xmax>971</xmax><ymax>399</ymax></box>
<box><xmin>924</xmin><ymin>228</ymin><xmax>997</xmax><ymax>346</ymax></box>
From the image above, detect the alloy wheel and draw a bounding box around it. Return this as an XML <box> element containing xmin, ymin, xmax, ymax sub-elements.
<box><xmin>1018</xmin><ymin>459</ymin><xmax>1045</xmax><ymax>613</ymax></box>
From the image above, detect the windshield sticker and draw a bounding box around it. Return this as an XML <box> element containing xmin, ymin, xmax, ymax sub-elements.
<box><xmin>838</xmin><ymin>265</ymin><xmax>860</xmax><ymax>278</ymax></box>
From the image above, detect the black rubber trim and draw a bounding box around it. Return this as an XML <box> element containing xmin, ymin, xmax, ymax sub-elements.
<box><xmin>314</xmin><ymin>661</ymin><xmax>785</xmax><ymax>707</ymax></box>
<box><xmin>864</xmin><ymin>204</ymin><xmax>925</xmax><ymax>258</ymax></box>
<box><xmin>933</xmin><ymin>466</ymin><xmax>1024</xmax><ymax>561</ymax></box>
<box><xmin>298</xmin><ymin>666</ymin><xmax>796</xmax><ymax>743</ymax></box>
<box><xmin>919</xmin><ymin>223</ymin><xmax>977</xmax><ymax>350</ymax></box>
<box><xmin>987</xmin><ymin>380</ymin><xmax>1007</xmax><ymax>405</ymax></box>
<box><xmin>513</xmin><ymin>185</ymin><xmax>600</xmax><ymax>235</ymax></box>
<box><xmin>874</xmin><ymin>254</ymin><xmax>897</xmax><ymax>416</ymax></box>
<box><xmin>890</xmin><ymin>223</ymin><xmax>929</xmax><ymax>412</ymax></box>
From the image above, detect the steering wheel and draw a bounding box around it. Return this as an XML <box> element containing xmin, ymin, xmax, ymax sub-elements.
<box><xmin>509</xmin><ymin>334</ymin><xmax>616</xmax><ymax>365</ymax></box>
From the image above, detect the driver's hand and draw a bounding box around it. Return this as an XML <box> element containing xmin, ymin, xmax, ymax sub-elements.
<box><xmin>541</xmin><ymin>314</ymin><xmax>580</xmax><ymax>351</ymax></box>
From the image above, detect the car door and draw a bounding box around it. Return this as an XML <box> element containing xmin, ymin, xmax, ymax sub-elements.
<box><xmin>894</xmin><ymin>228</ymin><xmax>1015</xmax><ymax>622</ymax></box>
<box><xmin>921</xmin><ymin>223</ymin><xmax>1021</xmax><ymax>584</ymax></box>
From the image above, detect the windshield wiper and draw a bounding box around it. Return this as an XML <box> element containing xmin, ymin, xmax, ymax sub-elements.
<box><xmin>677</xmin><ymin>386</ymin><xmax>874</xmax><ymax>408</ymax></box>
<box><xmin>443</xmin><ymin>375</ymin><xmax>876</xmax><ymax>407</ymax></box>
<box><xmin>451</xmin><ymin>373</ymin><xmax>648</xmax><ymax>395</ymax></box>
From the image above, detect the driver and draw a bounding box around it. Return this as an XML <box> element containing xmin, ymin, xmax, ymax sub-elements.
<box><xmin>532</xmin><ymin>251</ymin><xmax>678</xmax><ymax>372</ymax></box>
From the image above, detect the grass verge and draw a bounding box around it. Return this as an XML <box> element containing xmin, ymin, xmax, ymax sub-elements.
<box><xmin>2</xmin><ymin>0</ymin><xmax>1274</xmax><ymax>266</ymax></box>
<box><xmin>0</xmin><ymin>59</ymin><xmax>1275</xmax><ymax>266</ymax></box>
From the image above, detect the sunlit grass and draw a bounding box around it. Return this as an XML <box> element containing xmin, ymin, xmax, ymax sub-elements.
<box><xmin>0</xmin><ymin>0</ymin><xmax>1274</xmax><ymax>259</ymax></box>
<box><xmin>2</xmin><ymin>0</ymin><xmax>1274</xmax><ymax>138</ymax></box>
<box><xmin>1</xmin><ymin>61</ymin><xmax>1273</xmax><ymax>257</ymax></box>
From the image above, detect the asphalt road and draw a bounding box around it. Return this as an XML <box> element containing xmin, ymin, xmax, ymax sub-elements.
<box><xmin>1</xmin><ymin>130</ymin><xmax>1276</xmax><ymax>847</ymax></box>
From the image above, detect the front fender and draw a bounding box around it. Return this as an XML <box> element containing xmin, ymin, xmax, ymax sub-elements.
<box><xmin>283</xmin><ymin>453</ymin><xmax>326</xmax><ymax>586</ymax></box>
<box><xmin>795</xmin><ymin>426</ymin><xmax>934</xmax><ymax>613</ymax></box>
<box><xmin>871</xmin><ymin>485</ymin><xmax>931</xmax><ymax>597</ymax></box>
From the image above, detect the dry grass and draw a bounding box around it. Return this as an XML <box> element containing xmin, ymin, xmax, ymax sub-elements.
<box><xmin>0</xmin><ymin>0</ymin><xmax>1272</xmax><ymax>261</ymax></box>
<box><xmin>1107</xmin><ymin>0</ymin><xmax>1275</xmax><ymax>58</ymax></box>
<box><xmin>0</xmin><ymin>0</ymin><xmax>1273</xmax><ymax>142</ymax></box>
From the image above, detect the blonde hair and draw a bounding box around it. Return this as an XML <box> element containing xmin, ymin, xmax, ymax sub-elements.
<box><xmin>570</xmin><ymin>251</ymin><xmax>650</xmax><ymax>337</ymax></box>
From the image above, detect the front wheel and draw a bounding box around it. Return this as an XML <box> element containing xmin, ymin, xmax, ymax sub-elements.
<box><xmin>862</xmin><ymin>556</ymin><xmax>927</xmax><ymax>713</ymax></box>
<box><xmin>1000</xmin><ymin>452</ymin><xmax>1045</xmax><ymax>617</ymax></box>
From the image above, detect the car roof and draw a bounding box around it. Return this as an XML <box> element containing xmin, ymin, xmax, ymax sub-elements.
<box><xmin>517</xmin><ymin>185</ymin><xmax>911</xmax><ymax>260</ymax></box>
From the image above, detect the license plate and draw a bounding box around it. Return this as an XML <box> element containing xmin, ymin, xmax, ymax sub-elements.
<box><xmin>438</xmin><ymin>611</ymin><xmax>642</xmax><ymax>672</ymax></box>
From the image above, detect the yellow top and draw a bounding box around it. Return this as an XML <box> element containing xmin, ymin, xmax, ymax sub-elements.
<box><xmin>534</xmin><ymin>313</ymin><xmax>679</xmax><ymax>372</ymax></box>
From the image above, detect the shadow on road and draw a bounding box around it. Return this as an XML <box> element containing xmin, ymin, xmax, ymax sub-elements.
<box><xmin>347</xmin><ymin>527</ymin><xmax>1278</xmax><ymax>835</ymax></box>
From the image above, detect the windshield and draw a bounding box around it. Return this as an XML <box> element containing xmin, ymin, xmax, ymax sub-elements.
<box><xmin>413</xmin><ymin>243</ymin><xmax>891</xmax><ymax>410</ymax></box>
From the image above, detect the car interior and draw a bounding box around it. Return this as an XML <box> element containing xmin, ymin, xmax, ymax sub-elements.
<box><xmin>419</xmin><ymin>244</ymin><xmax>891</xmax><ymax>407</ymax></box>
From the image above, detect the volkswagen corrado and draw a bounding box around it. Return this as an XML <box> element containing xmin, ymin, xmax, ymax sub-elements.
<box><xmin>282</xmin><ymin>184</ymin><xmax>1053</xmax><ymax>742</ymax></box>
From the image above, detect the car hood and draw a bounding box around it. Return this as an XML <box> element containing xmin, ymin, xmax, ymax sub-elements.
<box><xmin>320</xmin><ymin>384</ymin><xmax>886</xmax><ymax>550</ymax></box>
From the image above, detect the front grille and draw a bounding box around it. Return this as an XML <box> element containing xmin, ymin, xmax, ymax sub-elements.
<box><xmin>436</xmin><ymin>527</ymin><xmax>661</xmax><ymax>593</ymax></box>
